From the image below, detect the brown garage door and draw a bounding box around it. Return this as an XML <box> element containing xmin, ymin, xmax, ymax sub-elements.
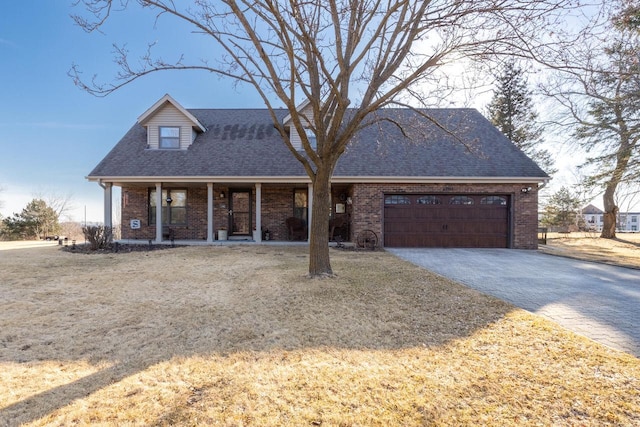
<box><xmin>384</xmin><ymin>194</ymin><xmax>510</xmax><ymax>248</ymax></box>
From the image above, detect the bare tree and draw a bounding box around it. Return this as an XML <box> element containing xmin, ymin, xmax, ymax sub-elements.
<box><xmin>72</xmin><ymin>0</ymin><xmax>586</xmax><ymax>276</ymax></box>
<box><xmin>33</xmin><ymin>189</ymin><xmax>75</xmax><ymax>222</ymax></box>
<box><xmin>615</xmin><ymin>182</ymin><xmax>640</xmax><ymax>215</ymax></box>
<box><xmin>542</xmin><ymin>22</ymin><xmax>639</xmax><ymax>238</ymax></box>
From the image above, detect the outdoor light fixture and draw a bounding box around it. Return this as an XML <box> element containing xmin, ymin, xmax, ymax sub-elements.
<box><xmin>220</xmin><ymin>191</ymin><xmax>226</xmax><ymax>199</ymax></box>
<box><xmin>166</xmin><ymin>196</ymin><xmax>173</xmax><ymax>204</ymax></box>
<box><xmin>521</xmin><ymin>187</ymin><xmax>532</xmax><ymax>193</ymax></box>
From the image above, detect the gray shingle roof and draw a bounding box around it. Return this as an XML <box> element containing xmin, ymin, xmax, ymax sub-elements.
<box><xmin>88</xmin><ymin>108</ymin><xmax>548</xmax><ymax>180</ymax></box>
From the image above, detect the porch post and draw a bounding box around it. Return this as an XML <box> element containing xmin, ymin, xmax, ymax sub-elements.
<box><xmin>255</xmin><ymin>183</ymin><xmax>262</xmax><ymax>242</ymax></box>
<box><xmin>103</xmin><ymin>182</ymin><xmax>113</xmax><ymax>228</ymax></box>
<box><xmin>155</xmin><ymin>183</ymin><xmax>163</xmax><ymax>243</ymax></box>
<box><xmin>207</xmin><ymin>183</ymin><xmax>214</xmax><ymax>243</ymax></box>
<box><xmin>307</xmin><ymin>183</ymin><xmax>313</xmax><ymax>241</ymax></box>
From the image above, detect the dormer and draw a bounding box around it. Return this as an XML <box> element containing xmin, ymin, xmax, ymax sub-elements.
<box><xmin>283</xmin><ymin>99</ymin><xmax>316</xmax><ymax>151</ymax></box>
<box><xmin>138</xmin><ymin>94</ymin><xmax>206</xmax><ymax>150</ymax></box>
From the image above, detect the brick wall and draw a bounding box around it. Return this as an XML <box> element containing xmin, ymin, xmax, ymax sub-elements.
<box><xmin>121</xmin><ymin>187</ymin><xmax>153</xmax><ymax>240</ymax></box>
<box><xmin>350</xmin><ymin>183</ymin><xmax>539</xmax><ymax>249</ymax></box>
<box><xmin>120</xmin><ymin>185</ymin><xmax>301</xmax><ymax>241</ymax></box>
<box><xmin>121</xmin><ymin>187</ymin><xmax>208</xmax><ymax>240</ymax></box>
<box><xmin>120</xmin><ymin>182</ymin><xmax>539</xmax><ymax>248</ymax></box>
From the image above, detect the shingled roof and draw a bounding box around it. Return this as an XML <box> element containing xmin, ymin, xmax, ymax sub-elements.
<box><xmin>87</xmin><ymin>107</ymin><xmax>549</xmax><ymax>182</ymax></box>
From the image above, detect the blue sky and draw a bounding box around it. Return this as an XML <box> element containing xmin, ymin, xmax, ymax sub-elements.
<box><xmin>1</xmin><ymin>2</ymin><xmax>629</xmax><ymax>223</ymax></box>
<box><xmin>0</xmin><ymin>1</ymin><xmax>269</xmax><ymax>222</ymax></box>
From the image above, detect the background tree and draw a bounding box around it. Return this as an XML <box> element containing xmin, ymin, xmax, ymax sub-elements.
<box><xmin>615</xmin><ymin>0</ymin><xmax>640</xmax><ymax>30</ymax></box>
<box><xmin>540</xmin><ymin>186</ymin><xmax>583</xmax><ymax>229</ymax></box>
<box><xmin>34</xmin><ymin>190</ymin><xmax>74</xmax><ymax>222</ymax></box>
<box><xmin>487</xmin><ymin>60</ymin><xmax>556</xmax><ymax>175</ymax></box>
<box><xmin>1</xmin><ymin>199</ymin><xmax>60</xmax><ymax>240</ymax></box>
<box><xmin>544</xmin><ymin>25</ymin><xmax>639</xmax><ymax>239</ymax></box>
<box><xmin>72</xmin><ymin>0</ymin><xmax>584</xmax><ymax>276</ymax></box>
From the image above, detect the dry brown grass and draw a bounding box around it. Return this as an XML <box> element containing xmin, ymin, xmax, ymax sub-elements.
<box><xmin>541</xmin><ymin>232</ymin><xmax>640</xmax><ymax>269</ymax></box>
<box><xmin>1</xmin><ymin>242</ymin><xmax>639</xmax><ymax>426</ymax></box>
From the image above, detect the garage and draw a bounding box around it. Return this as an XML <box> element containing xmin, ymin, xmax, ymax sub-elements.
<box><xmin>383</xmin><ymin>194</ymin><xmax>510</xmax><ymax>248</ymax></box>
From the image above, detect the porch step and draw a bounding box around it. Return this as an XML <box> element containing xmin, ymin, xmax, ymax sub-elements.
<box><xmin>227</xmin><ymin>236</ymin><xmax>253</xmax><ymax>241</ymax></box>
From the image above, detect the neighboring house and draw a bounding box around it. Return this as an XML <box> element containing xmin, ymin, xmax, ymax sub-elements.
<box><xmin>87</xmin><ymin>94</ymin><xmax>549</xmax><ymax>248</ymax></box>
<box><xmin>582</xmin><ymin>204</ymin><xmax>640</xmax><ymax>232</ymax></box>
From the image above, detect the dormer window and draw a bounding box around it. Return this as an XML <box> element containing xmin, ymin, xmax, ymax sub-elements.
<box><xmin>304</xmin><ymin>128</ymin><xmax>317</xmax><ymax>150</ymax></box>
<box><xmin>160</xmin><ymin>126</ymin><xmax>180</xmax><ymax>149</ymax></box>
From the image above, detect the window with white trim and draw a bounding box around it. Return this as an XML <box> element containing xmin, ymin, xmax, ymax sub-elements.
<box><xmin>159</xmin><ymin>126</ymin><xmax>180</xmax><ymax>149</ymax></box>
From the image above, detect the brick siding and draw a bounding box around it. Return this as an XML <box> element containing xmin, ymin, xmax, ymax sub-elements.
<box><xmin>350</xmin><ymin>183</ymin><xmax>539</xmax><ymax>249</ymax></box>
<box><xmin>120</xmin><ymin>182</ymin><xmax>538</xmax><ymax>248</ymax></box>
<box><xmin>121</xmin><ymin>185</ymin><xmax>302</xmax><ymax>241</ymax></box>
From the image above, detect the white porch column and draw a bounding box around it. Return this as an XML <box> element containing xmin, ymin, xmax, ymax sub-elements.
<box><xmin>207</xmin><ymin>183</ymin><xmax>214</xmax><ymax>243</ymax></box>
<box><xmin>155</xmin><ymin>183</ymin><xmax>163</xmax><ymax>243</ymax></box>
<box><xmin>255</xmin><ymin>183</ymin><xmax>262</xmax><ymax>242</ymax></box>
<box><xmin>103</xmin><ymin>182</ymin><xmax>113</xmax><ymax>228</ymax></box>
<box><xmin>307</xmin><ymin>183</ymin><xmax>313</xmax><ymax>241</ymax></box>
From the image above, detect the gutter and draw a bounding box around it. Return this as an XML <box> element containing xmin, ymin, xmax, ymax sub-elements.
<box><xmin>87</xmin><ymin>175</ymin><xmax>550</xmax><ymax>185</ymax></box>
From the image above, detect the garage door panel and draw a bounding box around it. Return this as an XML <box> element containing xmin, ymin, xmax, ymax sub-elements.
<box><xmin>384</xmin><ymin>194</ymin><xmax>510</xmax><ymax>248</ymax></box>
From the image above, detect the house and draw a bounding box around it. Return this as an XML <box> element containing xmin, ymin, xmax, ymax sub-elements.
<box><xmin>582</xmin><ymin>204</ymin><xmax>640</xmax><ymax>232</ymax></box>
<box><xmin>87</xmin><ymin>94</ymin><xmax>549</xmax><ymax>248</ymax></box>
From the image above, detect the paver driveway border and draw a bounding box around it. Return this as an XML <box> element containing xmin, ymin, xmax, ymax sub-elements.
<box><xmin>388</xmin><ymin>248</ymin><xmax>640</xmax><ymax>358</ymax></box>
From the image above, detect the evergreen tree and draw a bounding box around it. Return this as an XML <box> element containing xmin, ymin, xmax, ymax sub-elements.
<box><xmin>2</xmin><ymin>199</ymin><xmax>60</xmax><ymax>240</ymax></box>
<box><xmin>615</xmin><ymin>1</ymin><xmax>640</xmax><ymax>30</ymax></box>
<box><xmin>541</xmin><ymin>187</ymin><xmax>582</xmax><ymax>229</ymax></box>
<box><xmin>487</xmin><ymin>61</ymin><xmax>557</xmax><ymax>175</ymax></box>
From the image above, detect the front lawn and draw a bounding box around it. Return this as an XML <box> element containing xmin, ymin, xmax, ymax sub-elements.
<box><xmin>542</xmin><ymin>232</ymin><xmax>640</xmax><ymax>269</ymax></box>
<box><xmin>1</xmin><ymin>244</ymin><xmax>638</xmax><ymax>426</ymax></box>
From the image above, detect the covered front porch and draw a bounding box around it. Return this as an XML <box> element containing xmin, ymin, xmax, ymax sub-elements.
<box><xmin>99</xmin><ymin>180</ymin><xmax>353</xmax><ymax>245</ymax></box>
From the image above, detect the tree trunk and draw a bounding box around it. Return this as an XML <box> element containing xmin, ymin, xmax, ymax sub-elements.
<box><xmin>601</xmin><ymin>183</ymin><xmax>618</xmax><ymax>239</ymax></box>
<box><xmin>308</xmin><ymin>165</ymin><xmax>333</xmax><ymax>277</ymax></box>
<box><xmin>600</xmin><ymin>137</ymin><xmax>632</xmax><ymax>239</ymax></box>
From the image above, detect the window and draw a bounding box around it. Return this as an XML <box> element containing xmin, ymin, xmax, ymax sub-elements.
<box><xmin>294</xmin><ymin>188</ymin><xmax>308</xmax><ymax>223</ymax></box>
<box><xmin>480</xmin><ymin>196</ymin><xmax>507</xmax><ymax>206</ymax></box>
<box><xmin>149</xmin><ymin>189</ymin><xmax>187</xmax><ymax>225</ymax></box>
<box><xmin>159</xmin><ymin>126</ymin><xmax>180</xmax><ymax>149</ymax></box>
<box><xmin>417</xmin><ymin>196</ymin><xmax>442</xmax><ymax>205</ymax></box>
<box><xmin>304</xmin><ymin>128</ymin><xmax>317</xmax><ymax>150</ymax></box>
<box><xmin>632</xmin><ymin>216</ymin><xmax>638</xmax><ymax>223</ymax></box>
<box><xmin>385</xmin><ymin>195</ymin><xmax>411</xmax><ymax>205</ymax></box>
<box><xmin>449</xmin><ymin>196</ymin><xmax>474</xmax><ymax>205</ymax></box>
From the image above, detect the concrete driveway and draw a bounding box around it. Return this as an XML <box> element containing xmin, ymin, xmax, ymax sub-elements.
<box><xmin>388</xmin><ymin>248</ymin><xmax>640</xmax><ymax>358</ymax></box>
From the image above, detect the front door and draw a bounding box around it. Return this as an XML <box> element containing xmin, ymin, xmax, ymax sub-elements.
<box><xmin>229</xmin><ymin>189</ymin><xmax>252</xmax><ymax>236</ymax></box>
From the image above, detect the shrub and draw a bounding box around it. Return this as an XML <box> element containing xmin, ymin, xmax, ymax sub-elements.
<box><xmin>82</xmin><ymin>225</ymin><xmax>113</xmax><ymax>250</ymax></box>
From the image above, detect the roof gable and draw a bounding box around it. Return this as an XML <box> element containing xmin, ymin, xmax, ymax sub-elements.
<box><xmin>137</xmin><ymin>94</ymin><xmax>206</xmax><ymax>133</ymax></box>
<box><xmin>582</xmin><ymin>204</ymin><xmax>604</xmax><ymax>214</ymax></box>
<box><xmin>282</xmin><ymin>99</ymin><xmax>312</xmax><ymax>126</ymax></box>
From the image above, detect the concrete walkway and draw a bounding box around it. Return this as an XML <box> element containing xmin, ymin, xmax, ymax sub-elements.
<box><xmin>388</xmin><ymin>248</ymin><xmax>640</xmax><ymax>358</ymax></box>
